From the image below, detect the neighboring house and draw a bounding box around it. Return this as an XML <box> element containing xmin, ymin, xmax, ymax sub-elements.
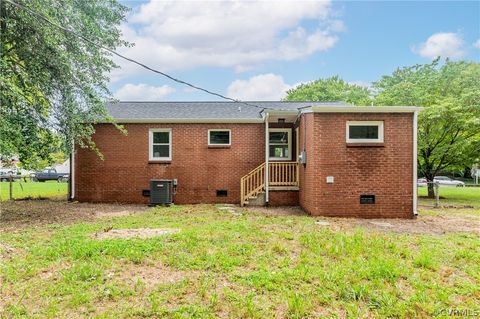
<box><xmin>53</xmin><ymin>159</ymin><xmax>70</xmax><ymax>174</ymax></box>
<box><xmin>73</xmin><ymin>101</ymin><xmax>421</xmax><ymax>218</ymax></box>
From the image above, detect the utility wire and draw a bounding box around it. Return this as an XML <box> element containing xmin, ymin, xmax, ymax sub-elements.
<box><xmin>4</xmin><ymin>0</ymin><xmax>267</xmax><ymax>111</ymax></box>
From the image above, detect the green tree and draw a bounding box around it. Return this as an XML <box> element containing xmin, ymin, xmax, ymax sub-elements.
<box><xmin>285</xmin><ymin>76</ymin><xmax>372</xmax><ymax>105</ymax></box>
<box><xmin>374</xmin><ymin>59</ymin><xmax>480</xmax><ymax>197</ymax></box>
<box><xmin>0</xmin><ymin>0</ymin><xmax>129</xmax><ymax>169</ymax></box>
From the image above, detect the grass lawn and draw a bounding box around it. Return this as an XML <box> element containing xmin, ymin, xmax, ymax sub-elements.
<box><xmin>1</xmin><ymin>193</ymin><xmax>479</xmax><ymax>318</ymax></box>
<box><xmin>0</xmin><ymin>181</ymin><xmax>67</xmax><ymax>201</ymax></box>
<box><xmin>418</xmin><ymin>186</ymin><xmax>480</xmax><ymax>207</ymax></box>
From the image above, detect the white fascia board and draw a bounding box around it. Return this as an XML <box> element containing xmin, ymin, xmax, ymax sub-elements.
<box><xmin>309</xmin><ymin>106</ymin><xmax>422</xmax><ymax>113</ymax></box>
<box><xmin>264</xmin><ymin>110</ymin><xmax>301</xmax><ymax>115</ymax></box>
<box><xmin>98</xmin><ymin>118</ymin><xmax>264</xmax><ymax>124</ymax></box>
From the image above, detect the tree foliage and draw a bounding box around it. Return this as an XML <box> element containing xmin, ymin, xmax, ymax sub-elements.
<box><xmin>0</xmin><ymin>0</ymin><xmax>129</xmax><ymax>169</ymax></box>
<box><xmin>374</xmin><ymin>59</ymin><xmax>480</xmax><ymax>196</ymax></box>
<box><xmin>285</xmin><ymin>76</ymin><xmax>372</xmax><ymax>105</ymax></box>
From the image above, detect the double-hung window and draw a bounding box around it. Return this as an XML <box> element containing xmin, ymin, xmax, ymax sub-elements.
<box><xmin>208</xmin><ymin>129</ymin><xmax>231</xmax><ymax>146</ymax></box>
<box><xmin>149</xmin><ymin>129</ymin><xmax>172</xmax><ymax>161</ymax></box>
<box><xmin>269</xmin><ymin>128</ymin><xmax>291</xmax><ymax>160</ymax></box>
<box><xmin>346</xmin><ymin>121</ymin><xmax>384</xmax><ymax>143</ymax></box>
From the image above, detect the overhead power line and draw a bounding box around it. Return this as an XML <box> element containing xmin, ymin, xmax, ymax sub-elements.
<box><xmin>4</xmin><ymin>0</ymin><xmax>267</xmax><ymax>111</ymax></box>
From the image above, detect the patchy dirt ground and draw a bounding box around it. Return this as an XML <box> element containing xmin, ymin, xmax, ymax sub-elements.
<box><xmin>246</xmin><ymin>206</ymin><xmax>307</xmax><ymax>216</ymax></box>
<box><xmin>247</xmin><ymin>206</ymin><xmax>480</xmax><ymax>235</ymax></box>
<box><xmin>0</xmin><ymin>199</ymin><xmax>148</xmax><ymax>231</ymax></box>
<box><xmin>330</xmin><ymin>214</ymin><xmax>480</xmax><ymax>235</ymax></box>
<box><xmin>113</xmin><ymin>262</ymin><xmax>193</xmax><ymax>289</ymax></box>
<box><xmin>94</xmin><ymin>228</ymin><xmax>180</xmax><ymax>240</ymax></box>
<box><xmin>1</xmin><ymin>200</ymin><xmax>479</xmax><ymax>235</ymax></box>
<box><xmin>1</xmin><ymin>200</ymin><xmax>479</xmax><ymax>318</ymax></box>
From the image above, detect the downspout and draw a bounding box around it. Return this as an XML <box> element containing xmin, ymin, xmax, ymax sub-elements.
<box><xmin>413</xmin><ymin>111</ymin><xmax>418</xmax><ymax>216</ymax></box>
<box><xmin>71</xmin><ymin>147</ymin><xmax>75</xmax><ymax>201</ymax></box>
<box><xmin>265</xmin><ymin>113</ymin><xmax>269</xmax><ymax>206</ymax></box>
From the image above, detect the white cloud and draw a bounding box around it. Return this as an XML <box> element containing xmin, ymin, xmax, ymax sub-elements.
<box><xmin>114</xmin><ymin>83</ymin><xmax>175</xmax><ymax>101</ymax></box>
<box><xmin>328</xmin><ymin>19</ymin><xmax>346</xmax><ymax>33</ymax></box>
<box><xmin>227</xmin><ymin>73</ymin><xmax>294</xmax><ymax>101</ymax></box>
<box><xmin>112</xmin><ymin>0</ymin><xmax>341</xmax><ymax>81</ymax></box>
<box><xmin>413</xmin><ymin>32</ymin><xmax>465</xmax><ymax>59</ymax></box>
<box><xmin>474</xmin><ymin>39</ymin><xmax>480</xmax><ymax>49</ymax></box>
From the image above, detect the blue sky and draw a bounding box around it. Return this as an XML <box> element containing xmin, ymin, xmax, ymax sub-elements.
<box><xmin>111</xmin><ymin>1</ymin><xmax>480</xmax><ymax>101</ymax></box>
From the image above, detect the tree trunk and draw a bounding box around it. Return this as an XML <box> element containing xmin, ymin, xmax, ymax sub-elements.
<box><xmin>419</xmin><ymin>152</ymin><xmax>436</xmax><ymax>199</ymax></box>
<box><xmin>425</xmin><ymin>171</ymin><xmax>436</xmax><ymax>198</ymax></box>
<box><xmin>427</xmin><ymin>182</ymin><xmax>435</xmax><ymax>198</ymax></box>
<box><xmin>462</xmin><ymin>166</ymin><xmax>471</xmax><ymax>178</ymax></box>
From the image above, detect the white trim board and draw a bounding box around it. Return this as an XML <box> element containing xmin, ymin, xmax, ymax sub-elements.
<box><xmin>149</xmin><ymin>128</ymin><xmax>172</xmax><ymax>161</ymax></box>
<box><xmin>208</xmin><ymin>129</ymin><xmax>231</xmax><ymax>146</ymax></box>
<box><xmin>309</xmin><ymin>106</ymin><xmax>421</xmax><ymax>113</ymax></box>
<box><xmin>101</xmin><ymin>118</ymin><xmax>264</xmax><ymax>124</ymax></box>
<box><xmin>346</xmin><ymin>121</ymin><xmax>384</xmax><ymax>143</ymax></box>
<box><xmin>413</xmin><ymin>111</ymin><xmax>418</xmax><ymax>216</ymax></box>
<box><xmin>268</xmin><ymin>128</ymin><xmax>292</xmax><ymax>161</ymax></box>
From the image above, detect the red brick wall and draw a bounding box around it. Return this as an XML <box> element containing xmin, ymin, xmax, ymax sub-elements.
<box><xmin>75</xmin><ymin>113</ymin><xmax>414</xmax><ymax>218</ymax></box>
<box><xmin>298</xmin><ymin>113</ymin><xmax>316</xmax><ymax>214</ymax></box>
<box><xmin>268</xmin><ymin>190</ymin><xmax>299</xmax><ymax>206</ymax></box>
<box><xmin>298</xmin><ymin>113</ymin><xmax>414</xmax><ymax>218</ymax></box>
<box><xmin>75</xmin><ymin>123</ymin><xmax>265</xmax><ymax>204</ymax></box>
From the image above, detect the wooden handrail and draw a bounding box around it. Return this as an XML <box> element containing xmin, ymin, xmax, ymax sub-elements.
<box><xmin>269</xmin><ymin>162</ymin><xmax>299</xmax><ymax>186</ymax></box>
<box><xmin>240</xmin><ymin>161</ymin><xmax>299</xmax><ymax>206</ymax></box>
<box><xmin>240</xmin><ymin>162</ymin><xmax>265</xmax><ymax>206</ymax></box>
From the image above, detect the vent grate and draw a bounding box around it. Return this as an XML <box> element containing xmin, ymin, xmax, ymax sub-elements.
<box><xmin>216</xmin><ymin>190</ymin><xmax>228</xmax><ymax>197</ymax></box>
<box><xmin>360</xmin><ymin>195</ymin><xmax>375</xmax><ymax>204</ymax></box>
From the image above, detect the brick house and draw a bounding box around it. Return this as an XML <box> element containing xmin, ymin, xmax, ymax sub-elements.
<box><xmin>72</xmin><ymin>101</ymin><xmax>420</xmax><ymax>218</ymax></box>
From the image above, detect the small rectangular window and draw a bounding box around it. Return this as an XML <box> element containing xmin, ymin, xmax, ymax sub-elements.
<box><xmin>346</xmin><ymin>121</ymin><xmax>384</xmax><ymax>143</ymax></box>
<box><xmin>149</xmin><ymin>129</ymin><xmax>172</xmax><ymax>161</ymax></box>
<box><xmin>269</xmin><ymin>128</ymin><xmax>292</xmax><ymax>160</ymax></box>
<box><xmin>208</xmin><ymin>129</ymin><xmax>231</xmax><ymax>146</ymax></box>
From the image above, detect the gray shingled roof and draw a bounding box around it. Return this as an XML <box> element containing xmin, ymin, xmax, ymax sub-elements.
<box><xmin>105</xmin><ymin>101</ymin><xmax>347</xmax><ymax>120</ymax></box>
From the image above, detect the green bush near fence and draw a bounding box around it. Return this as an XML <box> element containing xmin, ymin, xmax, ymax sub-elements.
<box><xmin>0</xmin><ymin>181</ymin><xmax>68</xmax><ymax>201</ymax></box>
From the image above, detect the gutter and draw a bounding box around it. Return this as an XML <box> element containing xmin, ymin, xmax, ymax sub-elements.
<box><xmin>309</xmin><ymin>106</ymin><xmax>422</xmax><ymax>113</ymax></box>
<box><xmin>96</xmin><ymin>118</ymin><xmax>264</xmax><ymax>124</ymax></box>
<box><xmin>263</xmin><ymin>110</ymin><xmax>300</xmax><ymax>116</ymax></box>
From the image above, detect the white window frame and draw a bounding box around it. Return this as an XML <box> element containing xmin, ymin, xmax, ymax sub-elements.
<box><xmin>346</xmin><ymin>121</ymin><xmax>384</xmax><ymax>143</ymax></box>
<box><xmin>149</xmin><ymin>128</ymin><xmax>172</xmax><ymax>161</ymax></box>
<box><xmin>269</xmin><ymin>128</ymin><xmax>292</xmax><ymax>160</ymax></box>
<box><xmin>295</xmin><ymin>127</ymin><xmax>299</xmax><ymax>162</ymax></box>
<box><xmin>208</xmin><ymin>129</ymin><xmax>231</xmax><ymax>146</ymax></box>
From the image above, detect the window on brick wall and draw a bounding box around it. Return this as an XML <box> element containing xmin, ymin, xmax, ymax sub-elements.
<box><xmin>346</xmin><ymin>121</ymin><xmax>384</xmax><ymax>143</ymax></box>
<box><xmin>149</xmin><ymin>128</ymin><xmax>172</xmax><ymax>161</ymax></box>
<box><xmin>208</xmin><ymin>129</ymin><xmax>231</xmax><ymax>146</ymax></box>
<box><xmin>269</xmin><ymin>128</ymin><xmax>291</xmax><ymax>160</ymax></box>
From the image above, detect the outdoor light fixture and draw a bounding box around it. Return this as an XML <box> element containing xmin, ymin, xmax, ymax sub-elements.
<box><xmin>278</xmin><ymin>118</ymin><xmax>285</xmax><ymax>123</ymax></box>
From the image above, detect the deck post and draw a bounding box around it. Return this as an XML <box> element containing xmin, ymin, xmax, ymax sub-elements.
<box><xmin>265</xmin><ymin>113</ymin><xmax>269</xmax><ymax>205</ymax></box>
